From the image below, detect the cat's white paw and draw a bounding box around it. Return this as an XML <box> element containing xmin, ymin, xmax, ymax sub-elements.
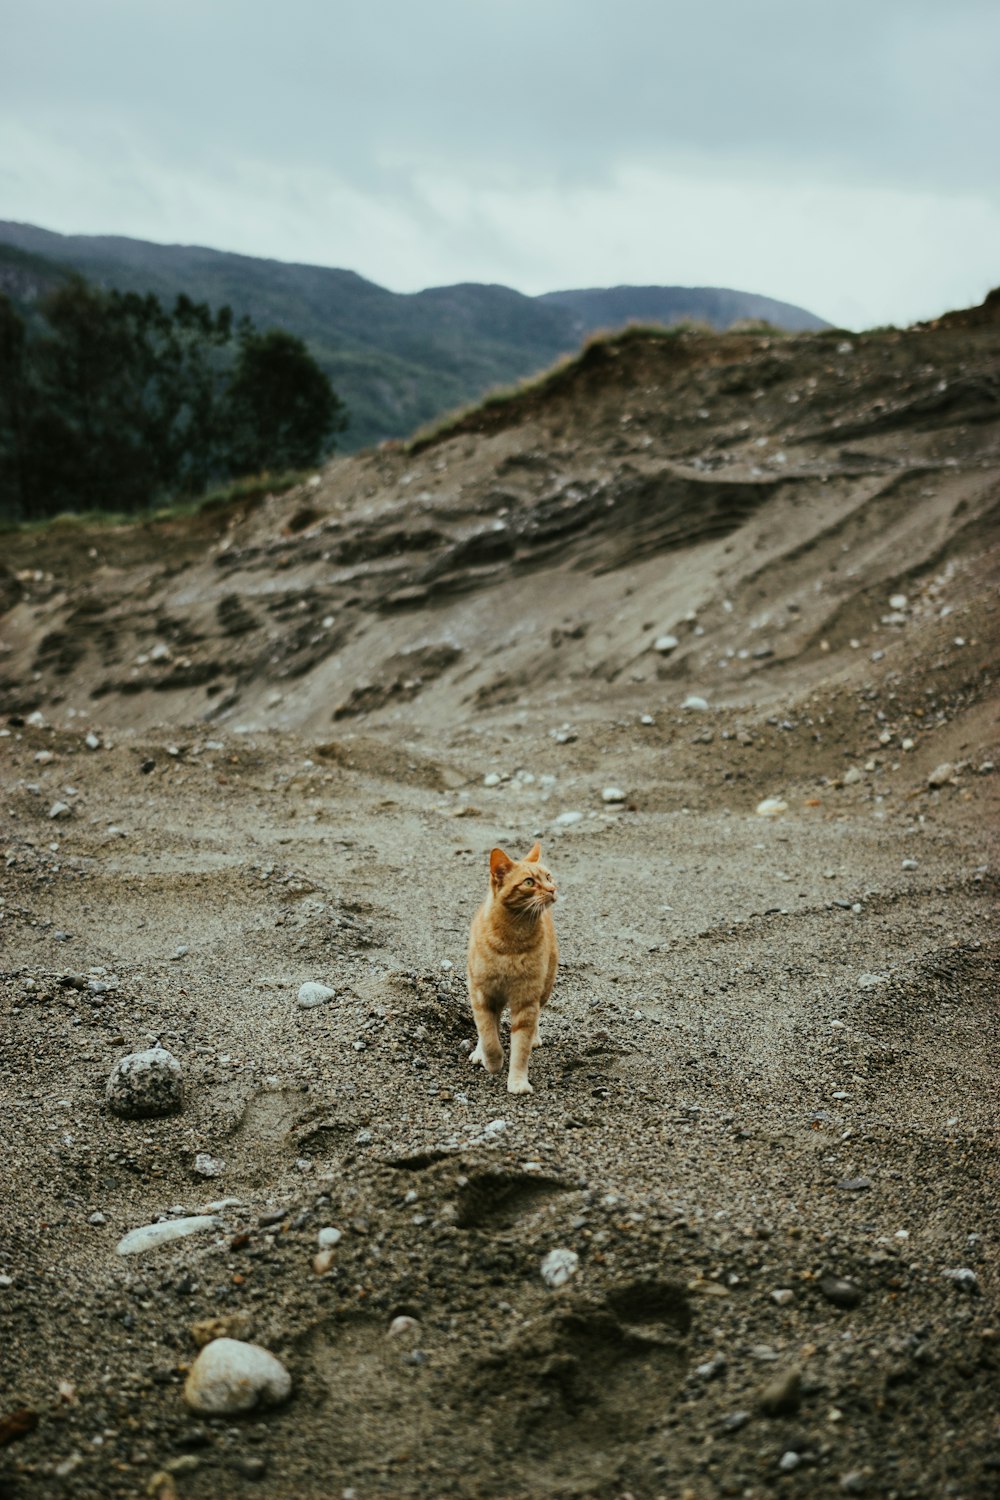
<box><xmin>507</xmin><ymin>1076</ymin><xmax>534</xmax><ymax>1095</ymax></box>
<box><xmin>468</xmin><ymin>1043</ymin><xmax>484</xmax><ymax>1067</ymax></box>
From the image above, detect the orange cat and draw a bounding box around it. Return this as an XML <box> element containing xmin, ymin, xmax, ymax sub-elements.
<box><xmin>467</xmin><ymin>842</ymin><xmax>559</xmax><ymax>1094</ymax></box>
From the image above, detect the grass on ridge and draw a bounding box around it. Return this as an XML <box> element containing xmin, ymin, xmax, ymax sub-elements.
<box><xmin>403</xmin><ymin>319</ymin><xmax>784</xmax><ymax>453</ymax></box>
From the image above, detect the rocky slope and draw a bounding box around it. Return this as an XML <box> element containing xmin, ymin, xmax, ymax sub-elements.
<box><xmin>0</xmin><ymin>305</ymin><xmax>997</xmax><ymax>1500</ymax></box>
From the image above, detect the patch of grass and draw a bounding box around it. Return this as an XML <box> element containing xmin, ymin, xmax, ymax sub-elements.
<box><xmin>405</xmin><ymin>320</ymin><xmax>732</xmax><ymax>453</ymax></box>
<box><xmin>0</xmin><ymin>470</ymin><xmax>307</xmax><ymax>536</ymax></box>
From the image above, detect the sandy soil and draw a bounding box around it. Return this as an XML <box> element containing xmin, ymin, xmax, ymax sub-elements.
<box><xmin>1</xmin><ymin>312</ymin><xmax>999</xmax><ymax>1499</ymax></box>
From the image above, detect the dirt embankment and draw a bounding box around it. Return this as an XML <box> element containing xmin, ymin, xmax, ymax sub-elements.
<box><xmin>1</xmin><ymin>304</ymin><xmax>998</xmax><ymax>1500</ymax></box>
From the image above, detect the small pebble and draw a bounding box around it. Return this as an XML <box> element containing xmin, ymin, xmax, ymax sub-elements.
<box><xmin>941</xmin><ymin>1267</ymin><xmax>979</xmax><ymax>1294</ymax></box>
<box><xmin>387</xmin><ymin>1316</ymin><xmax>420</xmax><ymax>1338</ymax></box>
<box><xmin>755</xmin><ymin>798</ymin><xmax>787</xmax><ymax>817</ymax></box>
<box><xmin>49</xmin><ymin>801</ymin><xmax>72</xmax><ymax>819</ymax></box>
<box><xmin>759</xmin><ymin>1366</ymin><xmax>803</xmax><ymax>1417</ymax></box>
<box><xmin>116</xmin><ymin>1216</ymin><xmax>218</xmax><ymax>1256</ymax></box>
<box><xmin>654</xmin><ymin>634</ymin><xmax>679</xmax><ymax>653</ymax></box>
<box><xmin>681</xmin><ymin>695</ymin><xmax>710</xmax><ymax>711</ymax></box>
<box><xmin>779</xmin><ymin>1451</ymin><xmax>801</xmax><ymax>1472</ymax></box>
<box><xmin>317</xmin><ymin>1227</ymin><xmax>342</xmax><ymax>1249</ymax></box>
<box><xmin>106</xmin><ymin>1048</ymin><xmax>184</xmax><ymax>1119</ymax></box>
<box><xmin>819</xmin><ymin>1275</ymin><xmax>862</xmax><ymax>1309</ymax></box>
<box><xmin>297</xmin><ymin>982</ymin><xmax>335</xmax><ymax>1008</ymax></box>
<box><xmin>540</xmin><ymin>1248</ymin><xmax>579</xmax><ymax>1288</ymax></box>
<box><xmin>313</xmin><ymin>1249</ymin><xmax>336</xmax><ymax>1275</ymax></box>
<box><xmin>770</xmin><ymin>1288</ymin><xmax>794</xmax><ymax>1306</ymax></box>
<box><xmin>601</xmin><ymin>787</ymin><xmax>626</xmax><ymax>803</ymax></box>
<box><xmin>183</xmin><ymin>1339</ymin><xmax>291</xmax><ymax>1415</ymax></box>
<box><xmin>193</xmin><ymin>1154</ymin><xmax>226</xmax><ymax>1178</ymax></box>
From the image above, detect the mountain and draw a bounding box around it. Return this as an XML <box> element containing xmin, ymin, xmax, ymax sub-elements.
<box><xmin>540</xmin><ymin>283</ymin><xmax>827</xmax><ymax>336</ymax></box>
<box><xmin>0</xmin><ymin>220</ymin><xmax>830</xmax><ymax>451</ymax></box>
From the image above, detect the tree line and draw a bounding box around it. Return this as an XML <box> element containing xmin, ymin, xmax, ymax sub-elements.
<box><xmin>0</xmin><ymin>277</ymin><xmax>347</xmax><ymax>521</ymax></box>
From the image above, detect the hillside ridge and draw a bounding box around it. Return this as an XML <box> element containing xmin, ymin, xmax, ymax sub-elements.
<box><xmin>0</xmin><ymin>219</ymin><xmax>829</xmax><ymax>451</ymax></box>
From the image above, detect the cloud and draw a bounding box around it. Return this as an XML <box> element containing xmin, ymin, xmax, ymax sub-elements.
<box><xmin>1</xmin><ymin>0</ymin><xmax>998</xmax><ymax>325</ymax></box>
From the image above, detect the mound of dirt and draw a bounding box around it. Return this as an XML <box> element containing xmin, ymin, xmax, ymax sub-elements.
<box><xmin>1</xmin><ymin>308</ymin><xmax>997</xmax><ymax>1500</ymax></box>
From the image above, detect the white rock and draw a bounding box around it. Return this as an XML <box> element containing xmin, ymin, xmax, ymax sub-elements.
<box><xmin>654</xmin><ymin>634</ymin><xmax>679</xmax><ymax>653</ymax></box>
<box><xmin>857</xmin><ymin>972</ymin><xmax>888</xmax><ymax>990</ymax></box>
<box><xmin>84</xmin><ymin>732</ymin><xmax>101</xmax><ymax>750</ymax></box>
<box><xmin>888</xmin><ymin>594</ymin><xmax>908</xmax><ymax>611</ymax></box>
<box><xmin>842</xmin><ymin>767</ymin><xmax>863</xmax><ymax>786</ymax></box>
<box><xmin>106</xmin><ymin>1048</ymin><xmax>183</xmax><ymax>1119</ymax></box>
<box><xmin>193</xmin><ymin>1153</ymin><xmax>225</xmax><ymax>1178</ymax></box>
<box><xmin>771</xmin><ymin>1288</ymin><xmax>794</xmax><ymax>1306</ymax></box>
<box><xmin>297</xmin><ymin>981</ymin><xmax>335</xmax><ymax>1009</ymax></box>
<box><xmin>541</xmin><ymin>1248</ymin><xmax>579</xmax><ymax>1288</ymax></box>
<box><xmin>941</xmin><ymin>1267</ymin><xmax>979</xmax><ymax>1294</ymax></box>
<box><xmin>927</xmin><ymin>763</ymin><xmax>955</xmax><ymax>788</ymax></box>
<box><xmin>602</xmin><ymin>787</ymin><xmax>626</xmax><ymax>803</ymax></box>
<box><xmin>640</xmin><ymin>714</ymin><xmax>655</xmax><ymax>726</ymax></box>
<box><xmin>34</xmin><ymin>750</ymin><xmax>55</xmax><ymax>765</ymax></box>
<box><xmin>681</xmin><ymin>695</ymin><xmax>710</xmax><ymax>711</ymax></box>
<box><xmin>387</xmin><ymin>1315</ymin><xmax>420</xmax><ymax>1338</ymax></box>
<box><xmin>317</xmin><ymin>1227</ymin><xmax>342</xmax><ymax>1249</ymax></box>
<box><xmin>755</xmin><ymin>798</ymin><xmax>787</xmax><ymax>817</ymax></box>
<box><xmin>116</xmin><ymin>1215</ymin><xmax>218</xmax><ymax>1256</ymax></box>
<box><xmin>49</xmin><ymin>801</ymin><xmax>72</xmax><ymax>820</ymax></box>
<box><xmin>901</xmin><ymin>858</ymin><xmax>918</xmax><ymax>871</ymax></box>
<box><xmin>150</xmin><ymin>643</ymin><xmax>172</xmax><ymax>663</ymax></box>
<box><xmin>183</xmin><ymin>1338</ymin><xmax>292</xmax><ymax>1415</ymax></box>
<box><xmin>483</xmin><ymin>772</ymin><xmax>502</xmax><ymax>787</ymax></box>
<box><xmin>553</xmin><ymin>810</ymin><xmax>584</xmax><ymax>826</ymax></box>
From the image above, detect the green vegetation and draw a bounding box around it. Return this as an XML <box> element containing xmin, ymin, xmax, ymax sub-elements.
<box><xmin>0</xmin><ymin>223</ymin><xmax>831</xmax><ymax>452</ymax></box>
<box><xmin>0</xmin><ymin>276</ymin><xmax>345</xmax><ymax>522</ymax></box>
<box><xmin>0</xmin><ymin>470</ymin><xmax>306</xmax><ymax>536</ymax></box>
<box><xmin>406</xmin><ymin>321</ymin><xmax>733</xmax><ymax>452</ymax></box>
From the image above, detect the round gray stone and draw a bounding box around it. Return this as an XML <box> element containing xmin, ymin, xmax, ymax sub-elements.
<box><xmin>106</xmin><ymin>1047</ymin><xmax>184</xmax><ymax>1119</ymax></box>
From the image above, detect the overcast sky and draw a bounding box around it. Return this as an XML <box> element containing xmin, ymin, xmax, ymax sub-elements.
<box><xmin>2</xmin><ymin>1</ymin><xmax>998</xmax><ymax>328</ymax></box>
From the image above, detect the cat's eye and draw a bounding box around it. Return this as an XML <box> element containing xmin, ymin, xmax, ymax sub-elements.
<box><xmin>522</xmin><ymin>877</ymin><xmax>535</xmax><ymax>887</ymax></box>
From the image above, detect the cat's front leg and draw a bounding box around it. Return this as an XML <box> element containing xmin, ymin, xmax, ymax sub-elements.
<box><xmin>469</xmin><ymin>990</ymin><xmax>504</xmax><ymax>1074</ymax></box>
<box><xmin>508</xmin><ymin>1003</ymin><xmax>539</xmax><ymax>1093</ymax></box>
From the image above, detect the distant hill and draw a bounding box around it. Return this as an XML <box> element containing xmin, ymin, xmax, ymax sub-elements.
<box><xmin>540</xmin><ymin>284</ymin><xmax>827</xmax><ymax>337</ymax></box>
<box><xmin>0</xmin><ymin>241</ymin><xmax>73</xmax><ymax>312</ymax></box>
<box><xmin>0</xmin><ymin>221</ymin><xmax>830</xmax><ymax>451</ymax></box>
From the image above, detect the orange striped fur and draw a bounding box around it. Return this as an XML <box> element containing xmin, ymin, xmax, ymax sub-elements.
<box><xmin>467</xmin><ymin>842</ymin><xmax>559</xmax><ymax>1095</ymax></box>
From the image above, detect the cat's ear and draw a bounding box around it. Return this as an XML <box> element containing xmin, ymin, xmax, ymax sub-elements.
<box><xmin>490</xmin><ymin>847</ymin><xmax>514</xmax><ymax>884</ymax></box>
<box><xmin>525</xmin><ymin>842</ymin><xmax>541</xmax><ymax>863</ymax></box>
